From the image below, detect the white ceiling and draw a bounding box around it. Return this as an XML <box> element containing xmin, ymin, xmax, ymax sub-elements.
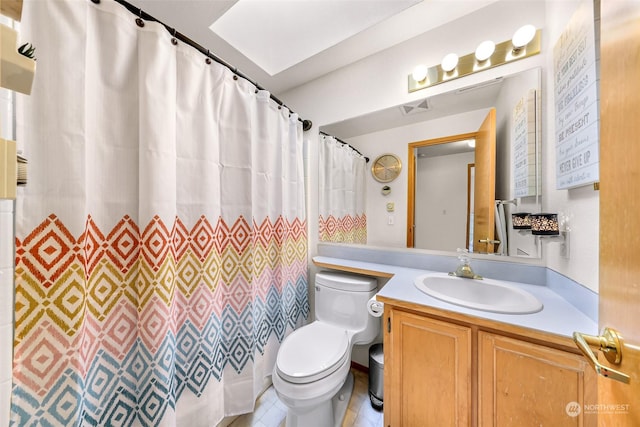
<box><xmin>209</xmin><ymin>0</ymin><xmax>422</xmax><ymax>76</ymax></box>
<box><xmin>130</xmin><ymin>0</ymin><xmax>496</xmax><ymax>95</ymax></box>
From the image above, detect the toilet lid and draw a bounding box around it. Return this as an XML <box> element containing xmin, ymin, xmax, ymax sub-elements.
<box><xmin>276</xmin><ymin>322</ymin><xmax>350</xmax><ymax>384</ymax></box>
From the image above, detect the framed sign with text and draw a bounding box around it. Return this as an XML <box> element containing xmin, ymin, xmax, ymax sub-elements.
<box><xmin>553</xmin><ymin>0</ymin><xmax>599</xmax><ymax>189</ymax></box>
<box><xmin>513</xmin><ymin>89</ymin><xmax>540</xmax><ymax>198</ymax></box>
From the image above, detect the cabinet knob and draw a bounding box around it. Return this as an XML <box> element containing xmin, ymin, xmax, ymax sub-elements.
<box><xmin>572</xmin><ymin>327</ymin><xmax>630</xmax><ymax>383</ymax></box>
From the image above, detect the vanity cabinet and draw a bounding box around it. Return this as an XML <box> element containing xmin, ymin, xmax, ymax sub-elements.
<box><xmin>384</xmin><ymin>305</ymin><xmax>597</xmax><ymax>427</ymax></box>
<box><xmin>386</xmin><ymin>309</ymin><xmax>472</xmax><ymax>426</ymax></box>
<box><xmin>478</xmin><ymin>331</ymin><xmax>597</xmax><ymax>426</ymax></box>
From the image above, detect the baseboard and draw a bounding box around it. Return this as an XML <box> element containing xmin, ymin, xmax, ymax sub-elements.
<box><xmin>351</xmin><ymin>360</ymin><xmax>369</xmax><ymax>374</ymax></box>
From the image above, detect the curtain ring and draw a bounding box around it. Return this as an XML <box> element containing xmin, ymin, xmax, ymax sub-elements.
<box><xmin>233</xmin><ymin>75</ymin><xmax>238</xmax><ymax>81</ymax></box>
<box><xmin>90</xmin><ymin>0</ymin><xmax>100</xmax><ymax>4</ymax></box>
<box><xmin>171</xmin><ymin>28</ymin><xmax>178</xmax><ymax>45</ymax></box>
<box><xmin>302</xmin><ymin>119</ymin><xmax>313</xmax><ymax>131</ymax></box>
<box><xmin>136</xmin><ymin>9</ymin><xmax>145</xmax><ymax>27</ymax></box>
<box><xmin>205</xmin><ymin>50</ymin><xmax>211</xmax><ymax>64</ymax></box>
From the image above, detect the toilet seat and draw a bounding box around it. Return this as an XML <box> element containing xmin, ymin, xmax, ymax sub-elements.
<box><xmin>275</xmin><ymin>322</ymin><xmax>350</xmax><ymax>384</ymax></box>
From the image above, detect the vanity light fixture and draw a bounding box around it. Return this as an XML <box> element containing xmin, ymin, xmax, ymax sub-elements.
<box><xmin>512</xmin><ymin>24</ymin><xmax>537</xmax><ymax>52</ymax></box>
<box><xmin>412</xmin><ymin>64</ymin><xmax>429</xmax><ymax>83</ymax></box>
<box><xmin>441</xmin><ymin>53</ymin><xmax>459</xmax><ymax>72</ymax></box>
<box><xmin>474</xmin><ymin>40</ymin><xmax>495</xmax><ymax>62</ymax></box>
<box><xmin>408</xmin><ymin>26</ymin><xmax>541</xmax><ymax>93</ymax></box>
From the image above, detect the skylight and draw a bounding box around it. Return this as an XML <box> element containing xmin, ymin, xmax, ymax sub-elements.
<box><xmin>210</xmin><ymin>0</ymin><xmax>423</xmax><ymax>76</ymax></box>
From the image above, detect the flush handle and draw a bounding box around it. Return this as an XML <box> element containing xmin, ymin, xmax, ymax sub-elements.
<box><xmin>572</xmin><ymin>327</ymin><xmax>630</xmax><ymax>384</ymax></box>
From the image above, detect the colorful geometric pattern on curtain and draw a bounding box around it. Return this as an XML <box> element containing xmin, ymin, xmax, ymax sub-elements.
<box><xmin>10</xmin><ymin>1</ymin><xmax>308</xmax><ymax>425</ymax></box>
<box><xmin>318</xmin><ymin>213</ymin><xmax>367</xmax><ymax>243</ymax></box>
<box><xmin>318</xmin><ymin>135</ymin><xmax>367</xmax><ymax>243</ymax></box>
<box><xmin>12</xmin><ymin>213</ymin><xmax>307</xmax><ymax>426</ymax></box>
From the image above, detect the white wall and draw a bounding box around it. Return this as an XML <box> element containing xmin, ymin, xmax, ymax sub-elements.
<box><xmin>348</xmin><ymin>109</ymin><xmax>487</xmax><ymax>248</ymax></box>
<box><xmin>493</xmin><ymin>67</ymin><xmax>542</xmax><ymax>258</ymax></box>
<box><xmin>283</xmin><ymin>0</ymin><xmax>599</xmax><ymax>292</ymax></box>
<box><xmin>494</xmin><ymin>67</ymin><xmax>541</xmax><ymax>200</ymax></box>
<box><xmin>0</xmin><ymin>86</ymin><xmax>15</xmax><ymax>427</ymax></box>
<box><xmin>415</xmin><ymin>151</ymin><xmax>474</xmax><ymax>251</ymax></box>
<box><xmin>0</xmin><ymin>13</ymin><xmax>19</xmax><ymax>426</ymax></box>
<box><xmin>0</xmin><ymin>203</ymin><xmax>12</xmax><ymax>427</ymax></box>
<box><xmin>541</xmin><ymin>0</ymin><xmax>599</xmax><ymax>291</ymax></box>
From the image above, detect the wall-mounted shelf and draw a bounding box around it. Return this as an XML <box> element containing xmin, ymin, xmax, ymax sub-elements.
<box><xmin>1</xmin><ymin>24</ymin><xmax>35</xmax><ymax>95</ymax></box>
<box><xmin>0</xmin><ymin>0</ymin><xmax>22</xmax><ymax>22</ymax></box>
<box><xmin>0</xmin><ymin>139</ymin><xmax>17</xmax><ymax>200</ymax></box>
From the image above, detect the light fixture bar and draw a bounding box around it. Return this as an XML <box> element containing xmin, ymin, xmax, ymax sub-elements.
<box><xmin>408</xmin><ymin>29</ymin><xmax>541</xmax><ymax>93</ymax></box>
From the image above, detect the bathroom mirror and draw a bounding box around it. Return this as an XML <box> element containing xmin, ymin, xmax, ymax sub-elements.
<box><xmin>320</xmin><ymin>67</ymin><xmax>542</xmax><ymax>258</ymax></box>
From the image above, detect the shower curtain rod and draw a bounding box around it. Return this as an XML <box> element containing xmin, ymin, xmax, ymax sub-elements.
<box><xmin>106</xmin><ymin>0</ymin><xmax>308</xmax><ymax>126</ymax></box>
<box><xmin>320</xmin><ymin>131</ymin><xmax>369</xmax><ymax>163</ymax></box>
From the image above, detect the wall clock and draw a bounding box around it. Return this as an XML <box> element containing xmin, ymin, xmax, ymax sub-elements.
<box><xmin>371</xmin><ymin>153</ymin><xmax>402</xmax><ymax>183</ymax></box>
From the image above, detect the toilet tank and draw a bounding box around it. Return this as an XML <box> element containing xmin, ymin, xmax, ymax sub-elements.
<box><xmin>314</xmin><ymin>271</ymin><xmax>378</xmax><ymax>342</ymax></box>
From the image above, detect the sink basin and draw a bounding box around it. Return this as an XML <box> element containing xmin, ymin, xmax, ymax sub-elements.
<box><xmin>414</xmin><ymin>273</ymin><xmax>543</xmax><ymax>314</ymax></box>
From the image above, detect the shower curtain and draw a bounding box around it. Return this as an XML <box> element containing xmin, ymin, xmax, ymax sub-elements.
<box><xmin>318</xmin><ymin>135</ymin><xmax>367</xmax><ymax>243</ymax></box>
<box><xmin>11</xmin><ymin>1</ymin><xmax>308</xmax><ymax>426</ymax></box>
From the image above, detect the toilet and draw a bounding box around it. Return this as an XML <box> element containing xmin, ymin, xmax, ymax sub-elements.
<box><xmin>272</xmin><ymin>271</ymin><xmax>379</xmax><ymax>427</ymax></box>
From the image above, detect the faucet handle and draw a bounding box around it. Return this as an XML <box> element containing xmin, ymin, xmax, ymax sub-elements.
<box><xmin>451</xmin><ymin>248</ymin><xmax>482</xmax><ymax>279</ymax></box>
<box><xmin>456</xmin><ymin>248</ymin><xmax>470</xmax><ymax>264</ymax></box>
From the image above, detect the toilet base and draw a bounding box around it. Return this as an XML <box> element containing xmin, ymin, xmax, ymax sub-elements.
<box><xmin>284</xmin><ymin>372</ymin><xmax>354</xmax><ymax>427</ymax></box>
<box><xmin>331</xmin><ymin>371</ymin><xmax>354</xmax><ymax>427</ymax></box>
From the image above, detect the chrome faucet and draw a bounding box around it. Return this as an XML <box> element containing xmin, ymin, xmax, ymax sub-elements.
<box><xmin>449</xmin><ymin>248</ymin><xmax>482</xmax><ymax>280</ymax></box>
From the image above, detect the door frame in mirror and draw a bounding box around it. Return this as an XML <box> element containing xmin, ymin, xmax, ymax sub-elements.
<box><xmin>407</xmin><ymin>131</ymin><xmax>477</xmax><ymax>248</ymax></box>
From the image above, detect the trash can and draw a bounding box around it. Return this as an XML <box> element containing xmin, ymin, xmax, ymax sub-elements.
<box><xmin>368</xmin><ymin>343</ymin><xmax>384</xmax><ymax>410</ymax></box>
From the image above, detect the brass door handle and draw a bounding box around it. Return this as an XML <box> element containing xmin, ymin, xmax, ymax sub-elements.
<box><xmin>478</xmin><ymin>239</ymin><xmax>500</xmax><ymax>244</ymax></box>
<box><xmin>572</xmin><ymin>328</ymin><xmax>630</xmax><ymax>384</ymax></box>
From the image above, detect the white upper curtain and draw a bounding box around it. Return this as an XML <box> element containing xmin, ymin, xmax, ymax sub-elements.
<box><xmin>11</xmin><ymin>1</ymin><xmax>308</xmax><ymax>425</ymax></box>
<box><xmin>318</xmin><ymin>135</ymin><xmax>367</xmax><ymax>243</ymax></box>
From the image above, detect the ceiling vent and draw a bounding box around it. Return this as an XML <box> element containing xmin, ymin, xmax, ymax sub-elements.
<box><xmin>400</xmin><ymin>98</ymin><xmax>430</xmax><ymax>115</ymax></box>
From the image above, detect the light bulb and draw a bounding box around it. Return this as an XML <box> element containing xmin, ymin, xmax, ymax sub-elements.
<box><xmin>441</xmin><ymin>53</ymin><xmax>459</xmax><ymax>72</ymax></box>
<box><xmin>412</xmin><ymin>64</ymin><xmax>428</xmax><ymax>83</ymax></box>
<box><xmin>475</xmin><ymin>40</ymin><xmax>495</xmax><ymax>62</ymax></box>
<box><xmin>512</xmin><ymin>24</ymin><xmax>536</xmax><ymax>50</ymax></box>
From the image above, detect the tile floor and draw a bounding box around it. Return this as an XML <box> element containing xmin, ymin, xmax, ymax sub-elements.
<box><xmin>228</xmin><ymin>368</ymin><xmax>383</xmax><ymax>427</ymax></box>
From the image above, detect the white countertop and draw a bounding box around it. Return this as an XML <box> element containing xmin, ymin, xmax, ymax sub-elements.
<box><xmin>313</xmin><ymin>256</ymin><xmax>598</xmax><ymax>339</ymax></box>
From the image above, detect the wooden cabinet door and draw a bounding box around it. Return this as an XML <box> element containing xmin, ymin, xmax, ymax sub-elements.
<box><xmin>385</xmin><ymin>309</ymin><xmax>472</xmax><ymax>427</ymax></box>
<box><xmin>478</xmin><ymin>332</ymin><xmax>597</xmax><ymax>427</ymax></box>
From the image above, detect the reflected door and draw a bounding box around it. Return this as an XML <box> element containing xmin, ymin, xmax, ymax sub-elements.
<box><xmin>473</xmin><ymin>108</ymin><xmax>497</xmax><ymax>253</ymax></box>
